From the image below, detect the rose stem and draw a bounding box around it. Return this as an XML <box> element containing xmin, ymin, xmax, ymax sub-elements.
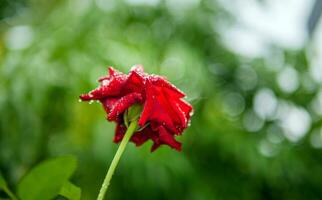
<box><xmin>97</xmin><ymin>120</ymin><xmax>138</xmax><ymax>200</ymax></box>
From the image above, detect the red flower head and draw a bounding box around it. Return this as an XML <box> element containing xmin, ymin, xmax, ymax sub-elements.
<box><xmin>80</xmin><ymin>65</ymin><xmax>193</xmax><ymax>151</ymax></box>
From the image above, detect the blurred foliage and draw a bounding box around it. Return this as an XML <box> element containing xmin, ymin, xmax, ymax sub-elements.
<box><xmin>0</xmin><ymin>0</ymin><xmax>26</xmax><ymax>20</ymax></box>
<box><xmin>1</xmin><ymin>0</ymin><xmax>322</xmax><ymax>199</ymax></box>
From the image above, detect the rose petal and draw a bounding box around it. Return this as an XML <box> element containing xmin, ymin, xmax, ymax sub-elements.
<box><xmin>124</xmin><ymin>70</ymin><xmax>145</xmax><ymax>94</ymax></box>
<box><xmin>131</xmin><ymin>129</ymin><xmax>149</xmax><ymax>146</ymax></box>
<box><xmin>151</xmin><ymin>76</ymin><xmax>186</xmax><ymax>98</ymax></box>
<box><xmin>100</xmin><ymin>98</ymin><xmax>119</xmax><ymax>114</ymax></box>
<box><xmin>114</xmin><ymin>124</ymin><xmax>126</xmax><ymax>143</ymax></box>
<box><xmin>158</xmin><ymin>126</ymin><xmax>181</xmax><ymax>151</ymax></box>
<box><xmin>108</xmin><ymin>92</ymin><xmax>143</xmax><ymax>121</ymax></box>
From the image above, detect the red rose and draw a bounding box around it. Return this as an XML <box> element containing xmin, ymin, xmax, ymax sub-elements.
<box><xmin>80</xmin><ymin>65</ymin><xmax>193</xmax><ymax>151</ymax></box>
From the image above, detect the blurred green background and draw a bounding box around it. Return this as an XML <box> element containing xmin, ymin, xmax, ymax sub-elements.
<box><xmin>1</xmin><ymin>0</ymin><xmax>322</xmax><ymax>199</ymax></box>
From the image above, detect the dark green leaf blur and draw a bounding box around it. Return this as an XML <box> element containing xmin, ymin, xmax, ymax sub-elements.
<box><xmin>1</xmin><ymin>0</ymin><xmax>322</xmax><ymax>199</ymax></box>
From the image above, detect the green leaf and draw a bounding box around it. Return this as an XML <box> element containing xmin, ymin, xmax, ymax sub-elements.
<box><xmin>18</xmin><ymin>155</ymin><xmax>77</xmax><ymax>200</ymax></box>
<box><xmin>127</xmin><ymin>103</ymin><xmax>143</xmax><ymax>121</ymax></box>
<box><xmin>59</xmin><ymin>181</ymin><xmax>81</xmax><ymax>200</ymax></box>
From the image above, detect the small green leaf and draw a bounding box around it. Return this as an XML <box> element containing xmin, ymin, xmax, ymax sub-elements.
<box><xmin>59</xmin><ymin>181</ymin><xmax>81</xmax><ymax>200</ymax></box>
<box><xmin>18</xmin><ymin>155</ymin><xmax>77</xmax><ymax>200</ymax></box>
<box><xmin>127</xmin><ymin>104</ymin><xmax>143</xmax><ymax>122</ymax></box>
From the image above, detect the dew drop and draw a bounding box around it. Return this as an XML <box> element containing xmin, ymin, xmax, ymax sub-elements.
<box><xmin>89</xmin><ymin>100</ymin><xmax>94</xmax><ymax>104</ymax></box>
<box><xmin>187</xmin><ymin>120</ymin><xmax>192</xmax><ymax>127</ymax></box>
<box><xmin>102</xmin><ymin>79</ymin><xmax>110</xmax><ymax>86</ymax></box>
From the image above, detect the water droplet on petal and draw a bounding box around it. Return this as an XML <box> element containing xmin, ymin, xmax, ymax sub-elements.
<box><xmin>102</xmin><ymin>79</ymin><xmax>110</xmax><ymax>86</ymax></box>
<box><xmin>187</xmin><ymin>120</ymin><xmax>192</xmax><ymax>127</ymax></box>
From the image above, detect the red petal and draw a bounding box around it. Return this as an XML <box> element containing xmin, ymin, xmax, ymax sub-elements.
<box><xmin>138</xmin><ymin>82</ymin><xmax>154</xmax><ymax>127</ymax></box>
<box><xmin>79</xmin><ymin>93</ymin><xmax>94</xmax><ymax>101</ymax></box>
<box><xmin>108</xmin><ymin>92</ymin><xmax>143</xmax><ymax>121</ymax></box>
<box><xmin>98</xmin><ymin>67</ymin><xmax>122</xmax><ymax>82</ymax></box>
<box><xmin>151</xmin><ymin>76</ymin><xmax>185</xmax><ymax>98</ymax></box>
<box><xmin>177</xmin><ymin>99</ymin><xmax>193</xmax><ymax>123</ymax></box>
<box><xmin>158</xmin><ymin>126</ymin><xmax>181</xmax><ymax>151</ymax></box>
<box><xmin>124</xmin><ymin>70</ymin><xmax>145</xmax><ymax>93</ymax></box>
<box><xmin>100</xmin><ymin>98</ymin><xmax>118</xmax><ymax>115</ymax></box>
<box><xmin>83</xmin><ymin>75</ymin><xmax>127</xmax><ymax>101</ymax></box>
<box><xmin>114</xmin><ymin>124</ymin><xmax>126</xmax><ymax>143</ymax></box>
<box><xmin>139</xmin><ymin>80</ymin><xmax>178</xmax><ymax>133</ymax></box>
<box><xmin>151</xmin><ymin>143</ymin><xmax>161</xmax><ymax>152</ymax></box>
<box><xmin>150</xmin><ymin>126</ymin><xmax>181</xmax><ymax>152</ymax></box>
<box><xmin>131</xmin><ymin>129</ymin><xmax>149</xmax><ymax>146</ymax></box>
<box><xmin>164</xmin><ymin>88</ymin><xmax>193</xmax><ymax>129</ymax></box>
<box><xmin>108</xmin><ymin>67</ymin><xmax>121</xmax><ymax>76</ymax></box>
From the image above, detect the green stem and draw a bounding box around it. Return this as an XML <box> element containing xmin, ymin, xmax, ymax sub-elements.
<box><xmin>97</xmin><ymin>120</ymin><xmax>138</xmax><ymax>200</ymax></box>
